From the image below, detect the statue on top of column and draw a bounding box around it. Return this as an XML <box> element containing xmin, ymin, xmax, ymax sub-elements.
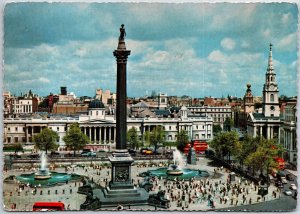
<box><xmin>119</xmin><ymin>24</ymin><xmax>126</xmax><ymax>41</ymax></box>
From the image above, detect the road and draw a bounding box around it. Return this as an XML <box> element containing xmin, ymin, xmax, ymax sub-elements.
<box><xmin>217</xmin><ymin>171</ymin><xmax>298</xmax><ymax>212</ymax></box>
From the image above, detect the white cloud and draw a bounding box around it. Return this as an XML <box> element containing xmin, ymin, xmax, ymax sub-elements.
<box><xmin>38</xmin><ymin>77</ymin><xmax>50</xmax><ymax>83</ymax></box>
<box><xmin>221</xmin><ymin>38</ymin><xmax>236</xmax><ymax>50</ymax></box>
<box><xmin>277</xmin><ymin>32</ymin><xmax>297</xmax><ymax>51</ymax></box>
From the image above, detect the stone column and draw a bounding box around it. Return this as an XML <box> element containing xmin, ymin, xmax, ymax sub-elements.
<box><xmin>89</xmin><ymin>127</ymin><xmax>92</xmax><ymax>141</ymax></box>
<box><xmin>94</xmin><ymin>127</ymin><xmax>97</xmax><ymax>143</ymax></box>
<box><xmin>113</xmin><ymin>38</ymin><xmax>130</xmax><ymax>150</ymax></box>
<box><xmin>113</xmin><ymin>127</ymin><xmax>116</xmax><ymax>143</ymax></box>
<box><xmin>104</xmin><ymin>127</ymin><xmax>107</xmax><ymax>143</ymax></box>
<box><xmin>260</xmin><ymin>126</ymin><xmax>263</xmax><ymax>136</ymax></box>
<box><xmin>99</xmin><ymin>127</ymin><xmax>102</xmax><ymax>143</ymax></box>
<box><xmin>109</xmin><ymin>127</ymin><xmax>111</xmax><ymax>143</ymax></box>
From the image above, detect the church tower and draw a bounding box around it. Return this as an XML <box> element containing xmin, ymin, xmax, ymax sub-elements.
<box><xmin>262</xmin><ymin>43</ymin><xmax>280</xmax><ymax>117</ymax></box>
<box><xmin>244</xmin><ymin>83</ymin><xmax>254</xmax><ymax>114</ymax></box>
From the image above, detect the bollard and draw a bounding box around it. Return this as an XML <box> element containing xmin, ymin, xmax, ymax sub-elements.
<box><xmin>55</xmin><ymin>190</ymin><xmax>58</xmax><ymax>194</ymax></box>
<box><xmin>48</xmin><ymin>190</ymin><xmax>50</xmax><ymax>195</ymax></box>
<box><xmin>70</xmin><ymin>189</ymin><xmax>72</xmax><ymax>194</ymax></box>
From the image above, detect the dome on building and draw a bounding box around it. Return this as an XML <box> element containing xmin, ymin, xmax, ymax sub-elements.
<box><xmin>89</xmin><ymin>99</ymin><xmax>105</xmax><ymax>109</ymax></box>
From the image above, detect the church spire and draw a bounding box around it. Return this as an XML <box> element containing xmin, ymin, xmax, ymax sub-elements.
<box><xmin>267</xmin><ymin>43</ymin><xmax>274</xmax><ymax>73</ymax></box>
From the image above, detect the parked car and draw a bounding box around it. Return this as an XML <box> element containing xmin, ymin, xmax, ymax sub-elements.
<box><xmin>81</xmin><ymin>149</ymin><xmax>91</xmax><ymax>155</ymax></box>
<box><xmin>28</xmin><ymin>154</ymin><xmax>40</xmax><ymax>159</ymax></box>
<box><xmin>50</xmin><ymin>151</ymin><xmax>60</xmax><ymax>157</ymax></box>
<box><xmin>281</xmin><ymin>176</ymin><xmax>288</xmax><ymax>184</ymax></box>
<box><xmin>275</xmin><ymin>181</ymin><xmax>283</xmax><ymax>188</ymax></box>
<box><xmin>286</xmin><ymin>173</ymin><xmax>294</xmax><ymax>181</ymax></box>
<box><xmin>128</xmin><ymin>149</ymin><xmax>136</xmax><ymax>156</ymax></box>
<box><xmin>290</xmin><ymin>184</ymin><xmax>297</xmax><ymax>191</ymax></box>
<box><xmin>284</xmin><ymin>190</ymin><xmax>293</xmax><ymax>196</ymax></box>
<box><xmin>81</xmin><ymin>152</ymin><xmax>96</xmax><ymax>157</ymax></box>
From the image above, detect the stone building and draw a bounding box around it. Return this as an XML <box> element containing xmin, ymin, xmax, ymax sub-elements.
<box><xmin>247</xmin><ymin>44</ymin><xmax>281</xmax><ymax>139</ymax></box>
<box><xmin>3</xmin><ymin>100</ymin><xmax>213</xmax><ymax>151</ymax></box>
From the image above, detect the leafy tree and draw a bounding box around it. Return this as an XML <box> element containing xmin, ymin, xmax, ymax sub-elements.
<box><xmin>127</xmin><ymin>127</ymin><xmax>140</xmax><ymax>149</ymax></box>
<box><xmin>33</xmin><ymin>128</ymin><xmax>59</xmax><ymax>154</ymax></box>
<box><xmin>209</xmin><ymin>131</ymin><xmax>239</xmax><ymax>161</ymax></box>
<box><xmin>143</xmin><ymin>131</ymin><xmax>151</xmax><ymax>147</ymax></box>
<box><xmin>63</xmin><ymin>123</ymin><xmax>90</xmax><ymax>156</ymax></box>
<box><xmin>176</xmin><ymin>130</ymin><xmax>189</xmax><ymax>152</ymax></box>
<box><xmin>245</xmin><ymin>137</ymin><xmax>282</xmax><ymax>178</ymax></box>
<box><xmin>224</xmin><ymin>117</ymin><xmax>234</xmax><ymax>132</ymax></box>
<box><xmin>213</xmin><ymin>124</ymin><xmax>222</xmax><ymax>134</ymax></box>
<box><xmin>149</xmin><ymin>126</ymin><xmax>165</xmax><ymax>152</ymax></box>
<box><xmin>235</xmin><ymin>135</ymin><xmax>260</xmax><ymax>169</ymax></box>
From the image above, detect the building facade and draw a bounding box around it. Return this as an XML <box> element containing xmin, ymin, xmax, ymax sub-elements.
<box><xmin>187</xmin><ymin>106</ymin><xmax>232</xmax><ymax>128</ymax></box>
<box><xmin>3</xmin><ymin>102</ymin><xmax>213</xmax><ymax>151</ymax></box>
<box><xmin>247</xmin><ymin>44</ymin><xmax>281</xmax><ymax>140</ymax></box>
<box><xmin>280</xmin><ymin>101</ymin><xmax>297</xmax><ymax>166</ymax></box>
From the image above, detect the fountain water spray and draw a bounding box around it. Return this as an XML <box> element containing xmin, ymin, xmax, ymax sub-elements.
<box><xmin>34</xmin><ymin>151</ymin><xmax>51</xmax><ymax>180</ymax></box>
<box><xmin>173</xmin><ymin>149</ymin><xmax>185</xmax><ymax>169</ymax></box>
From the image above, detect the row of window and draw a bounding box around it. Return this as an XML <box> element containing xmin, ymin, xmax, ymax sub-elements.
<box><xmin>189</xmin><ymin>108</ymin><xmax>231</xmax><ymax>112</ymax></box>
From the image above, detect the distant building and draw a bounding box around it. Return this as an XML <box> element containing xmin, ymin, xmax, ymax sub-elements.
<box><xmin>280</xmin><ymin>99</ymin><xmax>297</xmax><ymax>167</ymax></box>
<box><xmin>247</xmin><ymin>44</ymin><xmax>281</xmax><ymax>139</ymax></box>
<box><xmin>95</xmin><ymin>88</ymin><xmax>116</xmax><ymax>106</ymax></box>
<box><xmin>3</xmin><ymin>102</ymin><xmax>213</xmax><ymax>151</ymax></box>
<box><xmin>187</xmin><ymin>106</ymin><xmax>232</xmax><ymax>128</ymax></box>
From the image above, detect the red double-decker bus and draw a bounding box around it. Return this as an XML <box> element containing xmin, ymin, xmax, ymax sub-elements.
<box><xmin>33</xmin><ymin>202</ymin><xmax>65</xmax><ymax>211</ymax></box>
<box><xmin>184</xmin><ymin>140</ymin><xmax>208</xmax><ymax>154</ymax></box>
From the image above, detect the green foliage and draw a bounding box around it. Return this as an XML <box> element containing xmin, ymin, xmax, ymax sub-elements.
<box><xmin>176</xmin><ymin>130</ymin><xmax>189</xmax><ymax>152</ymax></box>
<box><xmin>33</xmin><ymin>128</ymin><xmax>59</xmax><ymax>154</ymax></box>
<box><xmin>63</xmin><ymin>123</ymin><xmax>90</xmax><ymax>156</ymax></box>
<box><xmin>209</xmin><ymin>131</ymin><xmax>239</xmax><ymax>161</ymax></box>
<box><xmin>244</xmin><ymin>137</ymin><xmax>282</xmax><ymax>174</ymax></box>
<box><xmin>3</xmin><ymin>143</ymin><xmax>23</xmax><ymax>153</ymax></box>
<box><xmin>224</xmin><ymin>117</ymin><xmax>234</xmax><ymax>132</ymax></box>
<box><xmin>213</xmin><ymin>124</ymin><xmax>222</xmax><ymax>134</ymax></box>
<box><xmin>149</xmin><ymin>126</ymin><xmax>165</xmax><ymax>152</ymax></box>
<box><xmin>127</xmin><ymin>127</ymin><xmax>140</xmax><ymax>149</ymax></box>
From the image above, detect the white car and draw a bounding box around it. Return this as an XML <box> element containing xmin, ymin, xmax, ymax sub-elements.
<box><xmin>284</xmin><ymin>190</ymin><xmax>293</xmax><ymax>196</ymax></box>
<box><xmin>281</xmin><ymin>177</ymin><xmax>288</xmax><ymax>184</ymax></box>
<box><xmin>290</xmin><ymin>184</ymin><xmax>297</xmax><ymax>190</ymax></box>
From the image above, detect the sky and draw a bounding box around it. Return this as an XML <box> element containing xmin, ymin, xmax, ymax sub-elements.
<box><xmin>3</xmin><ymin>2</ymin><xmax>299</xmax><ymax>98</ymax></box>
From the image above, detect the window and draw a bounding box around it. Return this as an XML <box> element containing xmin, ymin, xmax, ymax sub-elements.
<box><xmin>57</xmin><ymin>127</ymin><xmax>59</xmax><ymax>131</ymax></box>
<box><xmin>22</xmin><ymin>137</ymin><xmax>26</xmax><ymax>142</ymax></box>
<box><xmin>64</xmin><ymin>127</ymin><xmax>67</xmax><ymax>131</ymax></box>
<box><xmin>15</xmin><ymin>127</ymin><xmax>18</xmax><ymax>132</ymax></box>
<box><xmin>169</xmin><ymin>126</ymin><xmax>171</xmax><ymax>130</ymax></box>
<box><xmin>270</xmin><ymin>94</ymin><xmax>274</xmax><ymax>102</ymax></box>
<box><xmin>196</xmin><ymin>125</ymin><xmax>198</xmax><ymax>129</ymax></box>
<box><xmin>14</xmin><ymin>137</ymin><xmax>18</xmax><ymax>143</ymax></box>
<box><xmin>208</xmin><ymin>134</ymin><xmax>211</xmax><ymax>138</ymax></box>
<box><xmin>96</xmin><ymin>111</ymin><xmax>98</xmax><ymax>116</ymax></box>
<box><xmin>7</xmin><ymin>137</ymin><xmax>11</xmax><ymax>143</ymax></box>
<box><xmin>168</xmin><ymin>135</ymin><xmax>172</xmax><ymax>140</ymax></box>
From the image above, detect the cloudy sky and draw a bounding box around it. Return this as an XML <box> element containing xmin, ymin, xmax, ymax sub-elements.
<box><xmin>3</xmin><ymin>2</ymin><xmax>298</xmax><ymax>98</ymax></box>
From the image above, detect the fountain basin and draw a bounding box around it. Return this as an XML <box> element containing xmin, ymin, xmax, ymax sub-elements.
<box><xmin>139</xmin><ymin>167</ymin><xmax>209</xmax><ymax>180</ymax></box>
<box><xmin>16</xmin><ymin>172</ymin><xmax>82</xmax><ymax>187</ymax></box>
<box><xmin>34</xmin><ymin>169</ymin><xmax>52</xmax><ymax>180</ymax></box>
<box><xmin>167</xmin><ymin>164</ymin><xmax>183</xmax><ymax>175</ymax></box>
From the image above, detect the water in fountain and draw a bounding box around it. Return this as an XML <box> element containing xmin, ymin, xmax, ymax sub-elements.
<box><xmin>173</xmin><ymin>149</ymin><xmax>185</xmax><ymax>169</ymax></box>
<box><xmin>166</xmin><ymin>149</ymin><xmax>186</xmax><ymax>175</ymax></box>
<box><xmin>35</xmin><ymin>151</ymin><xmax>51</xmax><ymax>180</ymax></box>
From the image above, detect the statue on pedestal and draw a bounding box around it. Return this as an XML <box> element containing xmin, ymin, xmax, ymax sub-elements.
<box><xmin>119</xmin><ymin>24</ymin><xmax>126</xmax><ymax>41</ymax></box>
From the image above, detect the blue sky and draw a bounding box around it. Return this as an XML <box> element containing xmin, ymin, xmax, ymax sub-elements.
<box><xmin>3</xmin><ymin>2</ymin><xmax>299</xmax><ymax>98</ymax></box>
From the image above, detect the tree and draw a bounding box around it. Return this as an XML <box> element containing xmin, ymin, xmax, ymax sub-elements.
<box><xmin>149</xmin><ymin>126</ymin><xmax>165</xmax><ymax>152</ymax></box>
<box><xmin>63</xmin><ymin>123</ymin><xmax>90</xmax><ymax>157</ymax></box>
<box><xmin>235</xmin><ymin>135</ymin><xmax>260</xmax><ymax>170</ymax></box>
<box><xmin>33</xmin><ymin>128</ymin><xmax>59</xmax><ymax>154</ymax></box>
<box><xmin>176</xmin><ymin>130</ymin><xmax>189</xmax><ymax>152</ymax></box>
<box><xmin>127</xmin><ymin>127</ymin><xmax>140</xmax><ymax>149</ymax></box>
<box><xmin>143</xmin><ymin>131</ymin><xmax>151</xmax><ymax>147</ymax></box>
<box><xmin>213</xmin><ymin>124</ymin><xmax>222</xmax><ymax>134</ymax></box>
<box><xmin>245</xmin><ymin>137</ymin><xmax>282</xmax><ymax>178</ymax></box>
<box><xmin>223</xmin><ymin>117</ymin><xmax>234</xmax><ymax>132</ymax></box>
<box><xmin>209</xmin><ymin>131</ymin><xmax>239</xmax><ymax>161</ymax></box>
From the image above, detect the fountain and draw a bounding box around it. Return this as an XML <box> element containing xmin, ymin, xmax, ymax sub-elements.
<box><xmin>139</xmin><ymin>149</ymin><xmax>210</xmax><ymax>180</ymax></box>
<box><xmin>166</xmin><ymin>149</ymin><xmax>184</xmax><ymax>175</ymax></box>
<box><xmin>34</xmin><ymin>151</ymin><xmax>51</xmax><ymax>180</ymax></box>
<box><xmin>15</xmin><ymin>151</ymin><xmax>82</xmax><ymax>187</ymax></box>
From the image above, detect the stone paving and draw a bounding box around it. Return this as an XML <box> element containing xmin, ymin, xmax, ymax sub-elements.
<box><xmin>2</xmin><ymin>157</ymin><xmax>280</xmax><ymax>211</ymax></box>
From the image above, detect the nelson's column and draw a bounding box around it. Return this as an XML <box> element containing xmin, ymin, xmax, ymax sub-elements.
<box><xmin>81</xmin><ymin>25</ymin><xmax>149</xmax><ymax>209</ymax></box>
